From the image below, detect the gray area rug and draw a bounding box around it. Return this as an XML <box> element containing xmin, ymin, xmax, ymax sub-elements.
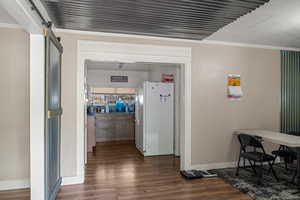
<box><xmin>211</xmin><ymin>164</ymin><xmax>300</xmax><ymax>200</ymax></box>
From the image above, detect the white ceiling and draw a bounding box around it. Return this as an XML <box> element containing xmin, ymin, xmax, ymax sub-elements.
<box><xmin>207</xmin><ymin>0</ymin><xmax>300</xmax><ymax>48</ymax></box>
<box><xmin>86</xmin><ymin>60</ymin><xmax>179</xmax><ymax>72</ymax></box>
<box><xmin>0</xmin><ymin>5</ymin><xmax>17</xmax><ymax>25</ymax></box>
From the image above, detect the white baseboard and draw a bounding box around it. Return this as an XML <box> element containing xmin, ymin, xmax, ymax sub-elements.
<box><xmin>96</xmin><ymin>138</ymin><xmax>134</xmax><ymax>142</ymax></box>
<box><xmin>0</xmin><ymin>179</ymin><xmax>29</xmax><ymax>191</ymax></box>
<box><xmin>61</xmin><ymin>176</ymin><xmax>84</xmax><ymax>186</ymax></box>
<box><xmin>191</xmin><ymin>162</ymin><xmax>236</xmax><ymax>171</ymax></box>
<box><xmin>0</xmin><ymin>176</ymin><xmax>84</xmax><ymax>191</ymax></box>
<box><xmin>191</xmin><ymin>157</ymin><xmax>282</xmax><ymax>171</ymax></box>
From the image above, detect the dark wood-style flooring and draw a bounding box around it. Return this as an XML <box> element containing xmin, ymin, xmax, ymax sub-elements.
<box><xmin>0</xmin><ymin>141</ymin><xmax>251</xmax><ymax>200</ymax></box>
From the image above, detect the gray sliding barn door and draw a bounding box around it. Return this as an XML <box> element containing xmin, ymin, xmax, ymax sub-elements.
<box><xmin>45</xmin><ymin>28</ymin><xmax>63</xmax><ymax>200</ymax></box>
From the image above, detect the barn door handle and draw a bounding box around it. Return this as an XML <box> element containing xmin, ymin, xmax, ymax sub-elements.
<box><xmin>48</xmin><ymin>108</ymin><xmax>63</xmax><ymax>118</ymax></box>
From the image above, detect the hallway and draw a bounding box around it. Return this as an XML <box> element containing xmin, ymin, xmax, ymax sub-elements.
<box><xmin>0</xmin><ymin>141</ymin><xmax>251</xmax><ymax>200</ymax></box>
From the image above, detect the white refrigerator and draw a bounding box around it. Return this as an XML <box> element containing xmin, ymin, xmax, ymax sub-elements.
<box><xmin>135</xmin><ymin>81</ymin><xmax>174</xmax><ymax>156</ymax></box>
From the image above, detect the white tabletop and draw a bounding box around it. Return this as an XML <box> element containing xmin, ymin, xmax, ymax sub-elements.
<box><xmin>234</xmin><ymin>129</ymin><xmax>300</xmax><ymax>148</ymax></box>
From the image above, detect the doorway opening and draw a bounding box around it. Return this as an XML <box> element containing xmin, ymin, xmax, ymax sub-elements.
<box><xmin>84</xmin><ymin>61</ymin><xmax>182</xmax><ymax>165</ymax></box>
<box><xmin>77</xmin><ymin>41</ymin><xmax>192</xmax><ymax>183</ymax></box>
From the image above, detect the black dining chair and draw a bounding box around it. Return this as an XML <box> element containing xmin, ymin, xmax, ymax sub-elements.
<box><xmin>271</xmin><ymin>131</ymin><xmax>300</xmax><ymax>169</ymax></box>
<box><xmin>236</xmin><ymin>134</ymin><xmax>279</xmax><ymax>184</ymax></box>
<box><xmin>271</xmin><ymin>131</ymin><xmax>300</xmax><ymax>183</ymax></box>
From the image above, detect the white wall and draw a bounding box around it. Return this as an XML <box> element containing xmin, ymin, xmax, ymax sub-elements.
<box><xmin>0</xmin><ymin>27</ymin><xmax>282</xmax><ymax>189</ymax></box>
<box><xmin>87</xmin><ymin>69</ymin><xmax>149</xmax><ymax>88</ymax></box>
<box><xmin>191</xmin><ymin>44</ymin><xmax>280</xmax><ymax>168</ymax></box>
<box><xmin>0</xmin><ymin>27</ymin><xmax>30</xmax><ymax>189</ymax></box>
<box><xmin>56</xmin><ymin>31</ymin><xmax>280</xmax><ymax>177</ymax></box>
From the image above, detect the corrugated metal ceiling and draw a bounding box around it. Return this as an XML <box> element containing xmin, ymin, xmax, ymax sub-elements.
<box><xmin>42</xmin><ymin>0</ymin><xmax>270</xmax><ymax>40</ymax></box>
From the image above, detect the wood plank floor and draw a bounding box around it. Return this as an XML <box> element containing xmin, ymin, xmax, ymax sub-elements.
<box><xmin>0</xmin><ymin>141</ymin><xmax>252</xmax><ymax>200</ymax></box>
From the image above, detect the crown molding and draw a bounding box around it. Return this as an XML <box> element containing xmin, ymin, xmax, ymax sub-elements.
<box><xmin>56</xmin><ymin>28</ymin><xmax>300</xmax><ymax>52</ymax></box>
<box><xmin>0</xmin><ymin>25</ymin><xmax>297</xmax><ymax>52</ymax></box>
<box><xmin>201</xmin><ymin>40</ymin><xmax>300</xmax><ymax>52</ymax></box>
<box><xmin>55</xmin><ymin>28</ymin><xmax>205</xmax><ymax>44</ymax></box>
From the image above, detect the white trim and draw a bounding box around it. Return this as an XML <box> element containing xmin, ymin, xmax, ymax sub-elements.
<box><xmin>202</xmin><ymin>40</ymin><xmax>300</xmax><ymax>52</ymax></box>
<box><xmin>61</xmin><ymin>176</ymin><xmax>84</xmax><ymax>186</ymax></box>
<box><xmin>0</xmin><ymin>23</ymin><xmax>21</xmax><ymax>29</ymax></box>
<box><xmin>56</xmin><ymin>28</ymin><xmax>300</xmax><ymax>51</ymax></box>
<box><xmin>77</xmin><ymin>41</ymin><xmax>190</xmax><ymax>58</ymax></box>
<box><xmin>192</xmin><ymin>162</ymin><xmax>237</xmax><ymax>171</ymax></box>
<box><xmin>191</xmin><ymin>158</ymin><xmax>282</xmax><ymax>171</ymax></box>
<box><xmin>0</xmin><ymin>0</ymin><xmax>53</xmax><ymax>30</ymax></box>
<box><xmin>0</xmin><ymin>0</ymin><xmax>43</xmax><ymax>34</ymax></box>
<box><xmin>30</xmin><ymin>34</ymin><xmax>46</xmax><ymax>200</ymax></box>
<box><xmin>0</xmin><ymin>179</ymin><xmax>29</xmax><ymax>191</ymax></box>
<box><xmin>55</xmin><ymin>28</ymin><xmax>202</xmax><ymax>44</ymax></box>
<box><xmin>77</xmin><ymin>41</ymin><xmax>192</xmax><ymax>178</ymax></box>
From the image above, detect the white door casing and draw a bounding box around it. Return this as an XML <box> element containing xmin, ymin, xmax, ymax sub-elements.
<box><xmin>77</xmin><ymin>41</ymin><xmax>192</xmax><ymax>183</ymax></box>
